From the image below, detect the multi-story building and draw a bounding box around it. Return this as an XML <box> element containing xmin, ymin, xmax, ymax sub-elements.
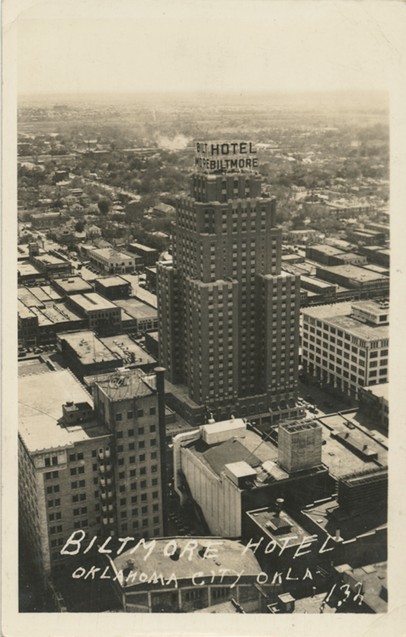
<box><xmin>358</xmin><ymin>383</ymin><xmax>389</xmax><ymax>431</ymax></box>
<box><xmin>173</xmin><ymin>418</ymin><xmax>332</xmax><ymax>538</ymax></box>
<box><xmin>301</xmin><ymin>300</ymin><xmax>389</xmax><ymax>397</ymax></box>
<box><xmin>31</xmin><ymin>253</ymin><xmax>73</xmax><ymax>278</ymax></box>
<box><xmin>52</xmin><ymin>276</ymin><xmax>94</xmax><ymax>297</ymax></box>
<box><xmin>67</xmin><ymin>292</ymin><xmax>122</xmax><ymax>334</ymax></box>
<box><xmin>158</xmin><ymin>141</ymin><xmax>302</xmax><ymax>425</ymax></box>
<box><xmin>94</xmin><ymin>276</ymin><xmax>132</xmax><ymax>300</ymax></box>
<box><xmin>57</xmin><ymin>330</ymin><xmax>123</xmax><ymax>380</ymax></box>
<box><xmin>19</xmin><ymin>367</ymin><xmax>167</xmax><ymax>580</ymax></box>
<box><xmin>128</xmin><ymin>242</ymin><xmax>159</xmax><ymax>267</ymax></box>
<box><xmin>88</xmin><ymin>247</ymin><xmax>136</xmax><ymax>274</ymax></box>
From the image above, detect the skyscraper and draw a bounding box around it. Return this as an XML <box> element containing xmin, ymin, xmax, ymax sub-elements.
<box><xmin>157</xmin><ymin>141</ymin><xmax>301</xmax><ymax>425</ymax></box>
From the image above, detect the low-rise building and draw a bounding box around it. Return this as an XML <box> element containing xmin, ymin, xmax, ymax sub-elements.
<box><xmin>52</xmin><ymin>276</ymin><xmax>93</xmax><ymax>297</ymax></box>
<box><xmin>30</xmin><ymin>211</ymin><xmax>69</xmax><ymax>229</ymax></box>
<box><xmin>128</xmin><ymin>242</ymin><xmax>159</xmax><ymax>266</ymax></box>
<box><xmin>114</xmin><ymin>298</ymin><xmax>158</xmax><ymax>334</ymax></box>
<box><xmin>32</xmin><ymin>253</ymin><xmax>73</xmax><ymax>278</ymax></box>
<box><xmin>95</xmin><ymin>276</ymin><xmax>132</xmax><ymax>300</ymax></box>
<box><xmin>88</xmin><ymin>247</ymin><xmax>136</xmax><ymax>274</ymax></box>
<box><xmin>301</xmin><ymin>300</ymin><xmax>389</xmax><ymax>397</ymax></box>
<box><xmin>18</xmin><ymin>261</ymin><xmax>44</xmax><ymax>285</ymax></box>
<box><xmin>67</xmin><ymin>292</ymin><xmax>122</xmax><ymax>335</ymax></box>
<box><xmin>57</xmin><ymin>330</ymin><xmax>122</xmax><ymax>380</ymax></box>
<box><xmin>107</xmin><ymin>537</ymin><xmax>267</xmax><ymax>613</ymax></box>
<box><xmin>18</xmin><ymin>286</ymin><xmax>87</xmax><ymax>345</ymax></box>
<box><xmin>315</xmin><ymin>264</ymin><xmax>389</xmax><ymax>296</ymax></box>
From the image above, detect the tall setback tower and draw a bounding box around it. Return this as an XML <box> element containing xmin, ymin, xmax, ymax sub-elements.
<box><xmin>157</xmin><ymin>141</ymin><xmax>301</xmax><ymax>425</ymax></box>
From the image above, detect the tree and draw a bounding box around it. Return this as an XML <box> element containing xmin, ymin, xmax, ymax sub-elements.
<box><xmin>74</xmin><ymin>220</ymin><xmax>86</xmax><ymax>233</ymax></box>
<box><xmin>97</xmin><ymin>197</ymin><xmax>110</xmax><ymax>215</ymax></box>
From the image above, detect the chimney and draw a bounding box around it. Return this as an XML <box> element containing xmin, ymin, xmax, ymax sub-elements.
<box><xmin>154</xmin><ymin>367</ymin><xmax>169</xmax><ymax>536</ymax></box>
<box><xmin>335</xmin><ymin>528</ymin><xmax>341</xmax><ymax>541</ymax></box>
<box><xmin>275</xmin><ymin>498</ymin><xmax>284</xmax><ymax>518</ymax></box>
<box><xmin>208</xmin><ymin>412</ymin><xmax>215</xmax><ymax>424</ymax></box>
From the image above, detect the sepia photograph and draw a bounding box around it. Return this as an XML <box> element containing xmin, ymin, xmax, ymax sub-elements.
<box><xmin>3</xmin><ymin>0</ymin><xmax>406</xmax><ymax>635</ymax></box>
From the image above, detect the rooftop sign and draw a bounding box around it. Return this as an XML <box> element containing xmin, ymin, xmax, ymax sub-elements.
<box><xmin>195</xmin><ymin>141</ymin><xmax>258</xmax><ymax>173</ymax></box>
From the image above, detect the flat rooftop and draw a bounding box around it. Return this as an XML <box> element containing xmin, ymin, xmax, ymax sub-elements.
<box><xmin>35</xmin><ymin>302</ymin><xmax>84</xmax><ymax>325</ymax></box>
<box><xmin>18</xmin><ymin>262</ymin><xmax>41</xmax><ymax>277</ymax></box>
<box><xmin>34</xmin><ymin>254</ymin><xmax>68</xmax><ymax>266</ymax></box>
<box><xmin>362</xmin><ymin>383</ymin><xmax>389</xmax><ymax>400</ymax></box>
<box><xmin>114</xmin><ymin>298</ymin><xmax>157</xmax><ymax>320</ymax></box>
<box><xmin>18</xmin><ymin>357</ymin><xmax>51</xmax><ymax>377</ymax></box>
<box><xmin>308</xmin><ymin>244</ymin><xmax>343</xmax><ymax>256</ymax></box>
<box><xmin>317</xmin><ymin>414</ymin><xmax>388</xmax><ymax>477</ymax></box>
<box><xmin>89</xmin><ymin>247</ymin><xmax>133</xmax><ymax>261</ymax></box>
<box><xmin>69</xmin><ymin>292</ymin><xmax>118</xmax><ymax>312</ymax></box>
<box><xmin>111</xmin><ymin>538</ymin><xmax>261</xmax><ymax>588</ymax></box>
<box><xmin>185</xmin><ymin>429</ymin><xmax>289</xmax><ymax>482</ymax></box>
<box><xmin>316</xmin><ymin>264</ymin><xmax>387</xmax><ymax>283</ymax></box>
<box><xmin>95</xmin><ymin>368</ymin><xmax>155</xmax><ymax>401</ymax></box>
<box><xmin>301</xmin><ymin>302</ymin><xmax>389</xmax><ymax>341</ymax></box>
<box><xmin>303</xmin><ymin>498</ymin><xmax>387</xmax><ymax>542</ymax></box>
<box><xmin>59</xmin><ymin>330</ymin><xmax>119</xmax><ymax>365</ymax></box>
<box><xmin>53</xmin><ymin>276</ymin><xmax>93</xmax><ymax>294</ymax></box>
<box><xmin>95</xmin><ymin>275</ymin><xmax>130</xmax><ymax>287</ymax></box>
<box><xmin>300</xmin><ymin>275</ymin><xmax>335</xmax><ymax>290</ymax></box>
<box><xmin>18</xmin><ymin>299</ymin><xmax>36</xmax><ymax>319</ymax></box>
<box><xmin>246</xmin><ymin>507</ymin><xmax>310</xmax><ymax>547</ymax></box>
<box><xmin>129</xmin><ymin>242</ymin><xmax>158</xmax><ymax>253</ymax></box>
<box><xmin>19</xmin><ymin>369</ymin><xmax>109</xmax><ymax>454</ymax></box>
<box><xmin>100</xmin><ymin>334</ymin><xmax>156</xmax><ymax>365</ymax></box>
<box><xmin>350</xmin><ymin>563</ymin><xmax>387</xmax><ymax>613</ymax></box>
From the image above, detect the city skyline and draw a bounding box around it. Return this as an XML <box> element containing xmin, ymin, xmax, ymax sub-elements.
<box><xmin>4</xmin><ymin>0</ymin><xmax>406</xmax><ymax>631</ymax></box>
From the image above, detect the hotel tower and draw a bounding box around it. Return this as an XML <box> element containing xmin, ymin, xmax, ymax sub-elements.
<box><xmin>157</xmin><ymin>141</ymin><xmax>302</xmax><ymax>425</ymax></box>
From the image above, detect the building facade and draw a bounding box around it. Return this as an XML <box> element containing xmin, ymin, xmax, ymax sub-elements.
<box><xmin>157</xmin><ymin>141</ymin><xmax>301</xmax><ymax>424</ymax></box>
<box><xmin>19</xmin><ymin>368</ymin><xmax>166</xmax><ymax>580</ymax></box>
<box><xmin>301</xmin><ymin>300</ymin><xmax>389</xmax><ymax>397</ymax></box>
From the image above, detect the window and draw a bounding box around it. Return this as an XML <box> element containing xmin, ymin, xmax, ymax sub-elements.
<box><xmin>128</xmin><ymin>429</ymin><xmax>134</xmax><ymax>437</ymax></box>
<box><xmin>116</xmin><ymin>413</ymin><xmax>122</xmax><ymax>422</ymax></box>
<box><xmin>137</xmin><ymin>409</ymin><xmax>144</xmax><ymax>418</ymax></box>
<box><xmin>127</xmin><ymin>412</ymin><xmax>133</xmax><ymax>419</ymax></box>
<box><xmin>77</xmin><ymin>453</ymin><xmax>84</xmax><ymax>460</ymax></box>
<box><xmin>149</xmin><ymin>407</ymin><xmax>156</xmax><ymax>416</ymax></box>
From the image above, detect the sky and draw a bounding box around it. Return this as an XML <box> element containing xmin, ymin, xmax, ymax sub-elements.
<box><xmin>13</xmin><ymin>0</ymin><xmax>404</xmax><ymax>97</ymax></box>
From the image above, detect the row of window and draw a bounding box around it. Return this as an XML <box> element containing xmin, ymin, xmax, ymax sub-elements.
<box><xmin>115</xmin><ymin>407</ymin><xmax>156</xmax><ymax>421</ymax></box>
